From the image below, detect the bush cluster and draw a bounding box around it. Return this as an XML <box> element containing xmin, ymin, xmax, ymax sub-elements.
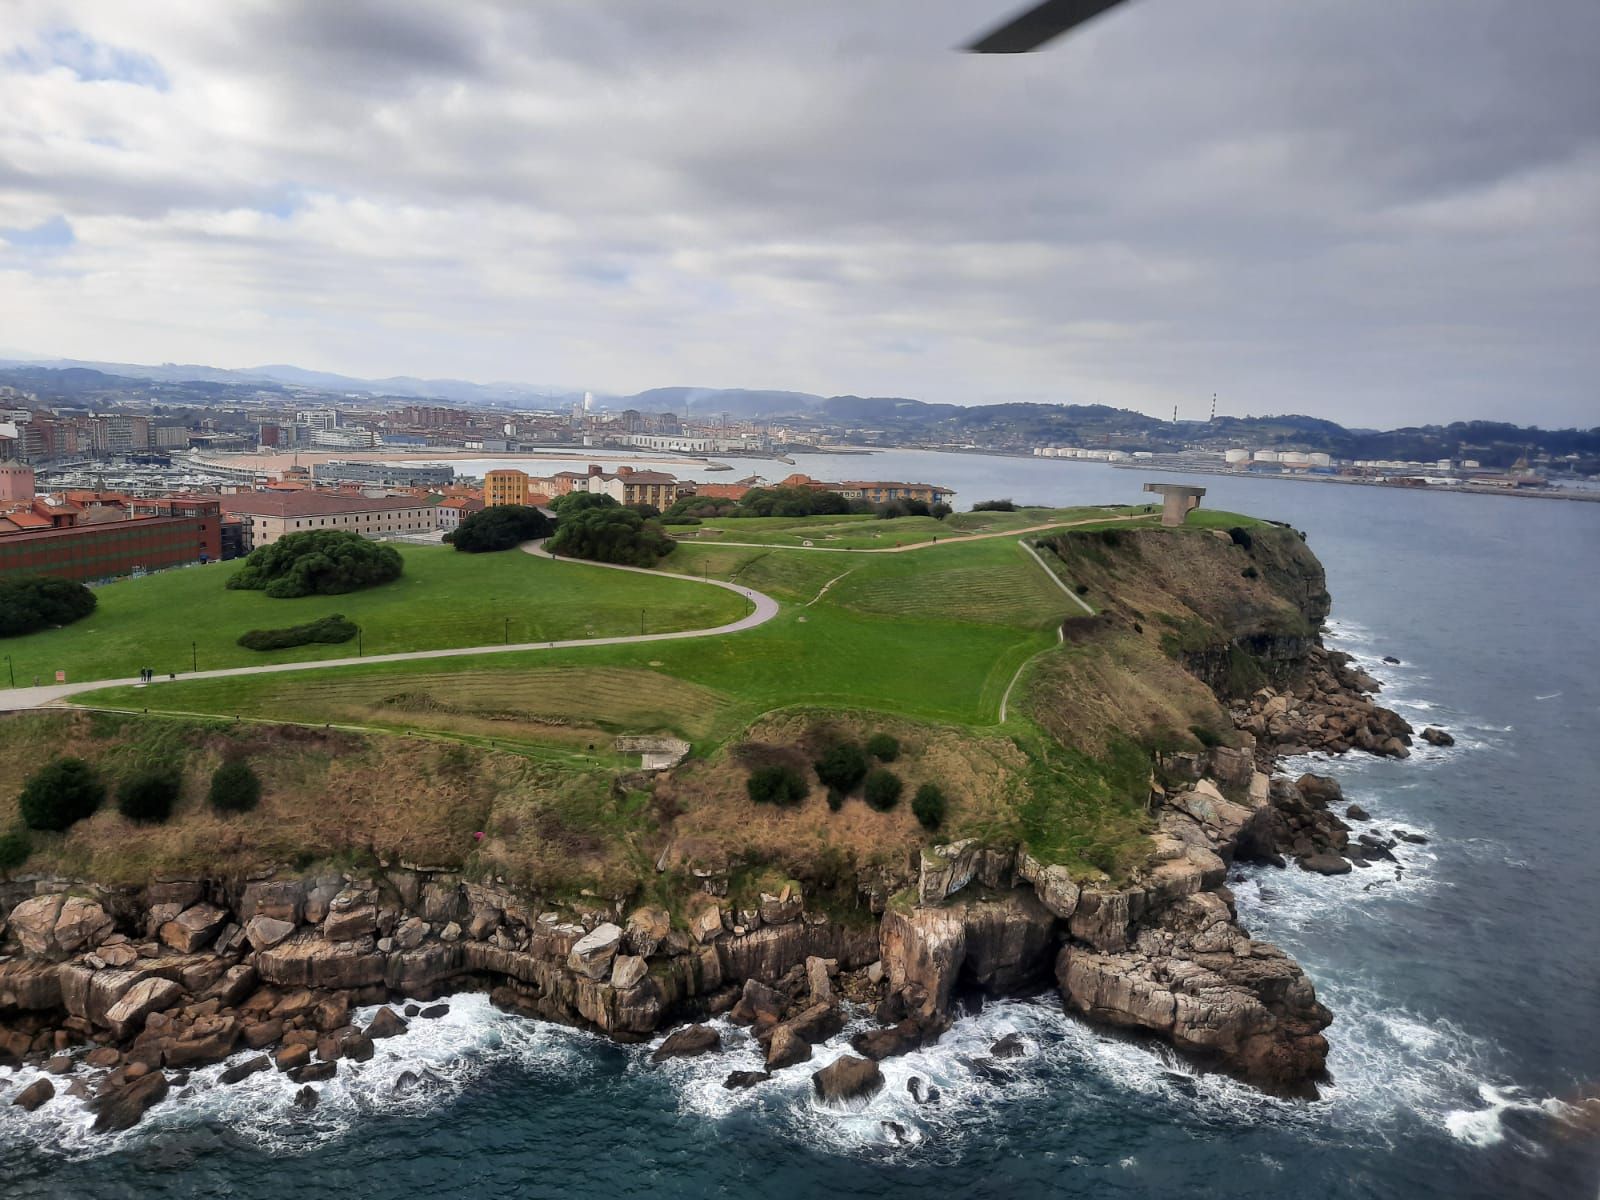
<box><xmin>117</xmin><ymin>768</ymin><xmax>182</xmax><ymax>824</ymax></box>
<box><xmin>19</xmin><ymin>758</ymin><xmax>105</xmax><ymax>831</ymax></box>
<box><xmin>735</xmin><ymin>486</ymin><xmax>851</xmax><ymax>519</ymax></box>
<box><xmin>972</xmin><ymin>499</ymin><xmax>1017</xmax><ymax>512</ymax></box>
<box><xmin>208</xmin><ymin>759</ymin><xmax>261</xmax><ymax>814</ymax></box>
<box><xmin>0</xmin><ymin>829</ymin><xmax>32</xmax><ymax>871</ymax></box>
<box><xmin>814</xmin><ymin>742</ymin><xmax>869</xmax><ymax>795</ymax></box>
<box><xmin>227</xmin><ymin>531</ymin><xmax>402</xmax><ymax>598</ymax></box>
<box><xmin>0</xmin><ymin>576</ymin><xmax>96</xmax><ymax>638</ymax></box>
<box><xmin>863</xmin><ymin>768</ymin><xmax>903</xmax><ymax>812</ymax></box>
<box><xmin>446</xmin><ymin>504</ymin><xmax>554</xmax><ymax>553</ymax></box>
<box><xmin>912</xmin><ymin>783</ymin><xmax>947</xmax><ymax>830</ymax></box>
<box><xmin>548</xmin><ymin>503</ymin><xmax>676</xmax><ymax>567</ymax></box>
<box><xmin>746</xmin><ymin>764</ymin><xmax>808</xmax><ymax>806</ymax></box>
<box><xmin>865</xmin><ymin>732</ymin><xmax>900</xmax><ymax>762</ymax></box>
<box><xmin>237</xmin><ymin>613</ymin><xmax>357</xmax><ymax>651</ymax></box>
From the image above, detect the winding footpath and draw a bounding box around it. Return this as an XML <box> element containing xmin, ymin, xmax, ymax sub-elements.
<box><xmin>0</xmin><ymin>542</ymin><xmax>778</xmax><ymax>714</ymax></box>
<box><xmin>681</xmin><ymin>511</ymin><xmax>1156</xmax><ymax>554</ymax></box>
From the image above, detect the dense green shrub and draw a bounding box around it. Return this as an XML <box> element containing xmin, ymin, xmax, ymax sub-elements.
<box><xmin>117</xmin><ymin>768</ymin><xmax>181</xmax><ymax>824</ymax></box>
<box><xmin>746</xmin><ymin>764</ymin><xmax>808</xmax><ymax>807</ymax></box>
<box><xmin>237</xmin><ymin>613</ymin><xmax>357</xmax><ymax>651</ymax></box>
<box><xmin>736</xmin><ymin>486</ymin><xmax>851</xmax><ymax>518</ymax></box>
<box><xmin>912</xmin><ymin>783</ymin><xmax>947</xmax><ymax>830</ymax></box>
<box><xmin>18</xmin><ymin>758</ymin><xmax>105</xmax><ymax>831</ymax></box>
<box><xmin>1228</xmin><ymin>526</ymin><xmax>1254</xmax><ymax>551</ymax></box>
<box><xmin>1189</xmin><ymin>724</ymin><xmax>1223</xmax><ymax>749</ymax></box>
<box><xmin>972</xmin><ymin>499</ymin><xmax>1016</xmax><ymax>512</ymax></box>
<box><xmin>550</xmin><ymin>492</ymin><xmax>619</xmax><ymax>518</ymax></box>
<box><xmin>0</xmin><ymin>576</ymin><xmax>96</xmax><ymax>638</ymax></box>
<box><xmin>208</xmin><ymin>759</ymin><xmax>261</xmax><ymax>814</ymax></box>
<box><xmin>445</xmin><ymin>505</ymin><xmax>554</xmax><ymax>552</ymax></box>
<box><xmin>865</xmin><ymin>733</ymin><xmax>900</xmax><ymax>762</ymax></box>
<box><xmin>548</xmin><ymin>506</ymin><xmax>676</xmax><ymax>567</ymax></box>
<box><xmin>825</xmin><ymin>790</ymin><xmax>843</xmax><ymax>812</ymax></box>
<box><xmin>663</xmin><ymin>495</ymin><xmax>738</xmax><ymax>521</ymax></box>
<box><xmin>1241</xmin><ymin>566</ymin><xmax>1260</xmax><ymax>579</ymax></box>
<box><xmin>813</xmin><ymin>742</ymin><xmax>869</xmax><ymax>795</ymax></box>
<box><xmin>227</xmin><ymin>530</ymin><xmax>402</xmax><ymax>598</ymax></box>
<box><xmin>0</xmin><ymin>828</ymin><xmax>32</xmax><ymax>870</ymax></box>
<box><xmin>930</xmin><ymin>502</ymin><xmax>953</xmax><ymax>519</ymax></box>
<box><xmin>863</xmin><ymin>768</ymin><xmax>903</xmax><ymax>812</ymax></box>
<box><xmin>875</xmin><ymin>499</ymin><xmax>932</xmax><ymax>519</ymax></box>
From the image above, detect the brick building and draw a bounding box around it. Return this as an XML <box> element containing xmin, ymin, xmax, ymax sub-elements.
<box><xmin>220</xmin><ymin>491</ymin><xmax>436</xmax><ymax>550</ymax></box>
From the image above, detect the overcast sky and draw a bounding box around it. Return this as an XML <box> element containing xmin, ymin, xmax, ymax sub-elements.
<box><xmin>1</xmin><ymin>1</ymin><xmax>1595</xmax><ymax>427</ymax></box>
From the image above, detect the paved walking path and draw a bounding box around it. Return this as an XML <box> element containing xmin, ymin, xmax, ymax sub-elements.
<box><xmin>0</xmin><ymin>542</ymin><xmax>779</xmax><ymax>713</ymax></box>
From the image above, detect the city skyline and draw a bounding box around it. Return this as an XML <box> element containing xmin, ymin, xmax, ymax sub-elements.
<box><xmin>2</xmin><ymin>1</ymin><xmax>1596</xmax><ymax>428</ymax></box>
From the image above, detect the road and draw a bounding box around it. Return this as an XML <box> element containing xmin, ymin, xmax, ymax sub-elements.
<box><xmin>0</xmin><ymin>542</ymin><xmax>779</xmax><ymax>713</ymax></box>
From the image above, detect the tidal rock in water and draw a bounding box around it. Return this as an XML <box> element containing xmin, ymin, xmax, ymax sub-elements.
<box><xmin>11</xmin><ymin>1078</ymin><xmax>54</xmax><ymax>1111</ymax></box>
<box><xmin>91</xmin><ymin>1071</ymin><xmax>169</xmax><ymax>1133</ymax></box>
<box><xmin>1421</xmin><ymin>727</ymin><xmax>1455</xmax><ymax>747</ymax></box>
<box><xmin>293</xmin><ymin>1085</ymin><xmax>318</xmax><ymax>1110</ymax></box>
<box><xmin>990</xmin><ymin>1032</ymin><xmax>1026</xmax><ymax>1059</ymax></box>
<box><xmin>907</xmin><ymin>1075</ymin><xmax>941</xmax><ymax>1105</ymax></box>
<box><xmin>764</xmin><ymin>1026</ymin><xmax>812</xmax><ymax>1071</ymax></box>
<box><xmin>650</xmin><ymin>1024</ymin><xmax>721</xmax><ymax>1063</ymax></box>
<box><xmin>1346</xmin><ymin>804</ymin><xmax>1370</xmax><ymax>821</ymax></box>
<box><xmin>722</xmin><ymin>1070</ymin><xmax>771</xmax><ymax>1090</ymax></box>
<box><xmin>219</xmin><ymin>1056</ymin><xmax>271</xmax><ymax>1085</ymax></box>
<box><xmin>812</xmin><ymin>1055</ymin><xmax>884</xmax><ymax>1105</ymax></box>
<box><xmin>1298</xmin><ymin>852</ymin><xmax>1352</xmax><ymax>876</ymax></box>
<box><xmin>365</xmin><ymin>1007</ymin><xmax>408</xmax><ymax>1040</ymax></box>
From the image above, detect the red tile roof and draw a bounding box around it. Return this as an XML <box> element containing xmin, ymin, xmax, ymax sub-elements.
<box><xmin>219</xmin><ymin>491</ymin><xmax>425</xmax><ymax>518</ymax></box>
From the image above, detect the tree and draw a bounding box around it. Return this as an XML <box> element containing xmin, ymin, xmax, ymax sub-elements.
<box><xmin>208</xmin><ymin>759</ymin><xmax>261</xmax><ymax>814</ymax></box>
<box><xmin>865</xmin><ymin>733</ymin><xmax>900</xmax><ymax>762</ymax></box>
<box><xmin>117</xmin><ymin>768</ymin><xmax>181</xmax><ymax>824</ymax></box>
<box><xmin>747</xmin><ymin>765</ymin><xmax>808</xmax><ymax>806</ymax></box>
<box><xmin>912</xmin><ymin>783</ymin><xmax>948</xmax><ymax>830</ymax></box>
<box><xmin>972</xmin><ymin>499</ymin><xmax>1017</xmax><ymax>512</ymax></box>
<box><xmin>547</xmin><ymin>506</ymin><xmax>676</xmax><ymax>567</ymax></box>
<box><xmin>663</xmin><ymin>495</ymin><xmax>738</xmax><ymax>522</ymax></box>
<box><xmin>736</xmin><ymin>486</ymin><xmax>851</xmax><ymax>518</ymax></box>
<box><xmin>551</xmin><ymin>491</ymin><xmax>619</xmax><ymax>518</ymax></box>
<box><xmin>227</xmin><ymin>530</ymin><xmax>402</xmax><ymax>598</ymax></box>
<box><xmin>18</xmin><ymin>758</ymin><xmax>105</xmax><ymax>831</ymax></box>
<box><xmin>0</xmin><ymin>576</ymin><xmax>96</xmax><ymax>638</ymax></box>
<box><xmin>445</xmin><ymin>505</ymin><xmax>553</xmax><ymax>553</ymax></box>
<box><xmin>814</xmin><ymin>742</ymin><xmax>868</xmax><ymax>795</ymax></box>
<box><xmin>864</xmin><ymin>768</ymin><xmax>903</xmax><ymax>812</ymax></box>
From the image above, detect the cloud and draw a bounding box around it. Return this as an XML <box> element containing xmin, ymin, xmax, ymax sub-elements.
<box><xmin>0</xmin><ymin>0</ymin><xmax>1595</xmax><ymax>425</ymax></box>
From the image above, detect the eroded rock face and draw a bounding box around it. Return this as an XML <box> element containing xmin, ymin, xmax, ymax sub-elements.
<box><xmin>159</xmin><ymin>904</ymin><xmax>228</xmax><ymax>954</ymax></box>
<box><xmin>1056</xmin><ymin>894</ymin><xmax>1331</xmax><ymax>1092</ymax></box>
<box><xmin>567</xmin><ymin>923</ymin><xmax>623</xmax><ymax>981</ymax></box>
<box><xmin>879</xmin><ymin>890</ymin><xmax>1055</xmax><ymax>1020</ymax></box>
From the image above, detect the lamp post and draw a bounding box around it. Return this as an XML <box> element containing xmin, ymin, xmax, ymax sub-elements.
<box><xmin>191</xmin><ymin>641</ymin><xmax>197</xmax><ymax>672</ymax></box>
<box><xmin>640</xmin><ymin>609</ymin><xmax>645</xmax><ymax>636</ymax></box>
<box><xmin>4</xmin><ymin>655</ymin><xmax>13</xmax><ymax>688</ymax></box>
<box><xmin>504</xmin><ymin>616</ymin><xmax>510</xmax><ymax>644</ymax></box>
<box><xmin>357</xmin><ymin>627</ymin><xmax>363</xmax><ymax>657</ymax></box>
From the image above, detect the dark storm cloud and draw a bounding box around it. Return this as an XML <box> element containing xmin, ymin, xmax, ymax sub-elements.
<box><xmin>0</xmin><ymin>0</ymin><xmax>1594</xmax><ymax>425</ymax></box>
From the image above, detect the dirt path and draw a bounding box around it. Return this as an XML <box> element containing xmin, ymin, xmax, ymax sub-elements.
<box><xmin>681</xmin><ymin>511</ymin><xmax>1157</xmax><ymax>554</ymax></box>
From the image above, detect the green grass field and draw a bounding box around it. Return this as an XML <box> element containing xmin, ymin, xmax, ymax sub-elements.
<box><xmin>669</xmin><ymin>504</ymin><xmax>1142</xmax><ymax>550</ymax></box>
<box><xmin>4</xmin><ymin>543</ymin><xmax>746</xmax><ymax>685</ymax></box>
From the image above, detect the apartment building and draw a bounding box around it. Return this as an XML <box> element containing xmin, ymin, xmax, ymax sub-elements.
<box><xmin>220</xmin><ymin>491</ymin><xmax>437</xmax><ymax>549</ymax></box>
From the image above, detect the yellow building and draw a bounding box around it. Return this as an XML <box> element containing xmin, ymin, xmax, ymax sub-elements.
<box><xmin>484</xmin><ymin>469</ymin><xmax>530</xmax><ymax>507</ymax></box>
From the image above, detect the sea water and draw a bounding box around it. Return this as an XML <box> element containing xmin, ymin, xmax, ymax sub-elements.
<box><xmin>4</xmin><ymin>454</ymin><xmax>1597</xmax><ymax>1198</ymax></box>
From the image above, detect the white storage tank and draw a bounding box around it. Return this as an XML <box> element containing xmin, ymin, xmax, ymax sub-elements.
<box><xmin>1307</xmin><ymin>452</ymin><xmax>1332</xmax><ymax>467</ymax></box>
<box><xmin>1225</xmin><ymin>448</ymin><xmax>1251</xmax><ymax>464</ymax></box>
<box><xmin>1253</xmin><ymin>450</ymin><xmax>1279</xmax><ymax>463</ymax></box>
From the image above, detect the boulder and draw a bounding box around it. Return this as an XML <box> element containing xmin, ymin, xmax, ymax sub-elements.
<box><xmin>850</xmin><ymin>1021</ymin><xmax>923</xmax><ymax>1061</ymax></box>
<box><xmin>366</xmin><ymin>1007</ymin><xmax>408</xmax><ymax>1040</ymax></box>
<box><xmin>11</xmin><ymin>1078</ymin><xmax>54</xmax><ymax>1111</ymax></box>
<box><xmin>274</xmin><ymin>1043</ymin><xmax>312</xmax><ymax>1072</ymax></box>
<box><xmin>392</xmin><ymin>917</ymin><xmax>429</xmax><ymax>951</ymax></box>
<box><xmin>806</xmin><ymin>956</ymin><xmax>834</xmax><ymax>1006</ymax></box>
<box><xmin>759</xmin><ymin>887</ymin><xmax>803</xmax><ymax>926</ymax></box>
<box><xmin>1298</xmin><ymin>853</ymin><xmax>1352</xmax><ymax>876</ymax></box>
<box><xmin>420</xmin><ymin>1003</ymin><xmax>449</xmax><ymax>1019</ymax></box>
<box><xmin>104</xmin><ymin>977</ymin><xmax>184</xmax><ymax>1040</ymax></box>
<box><xmin>323</xmin><ymin>905</ymin><xmax>377</xmax><ymax>942</ymax></box>
<box><xmin>163</xmin><ymin>1015</ymin><xmax>241</xmax><ymax>1067</ymax></box>
<box><xmin>780</xmin><ymin>1003</ymin><xmax>845</xmax><ymax>1046</ymax></box>
<box><xmin>159</xmin><ymin>904</ymin><xmax>229</xmax><ymax>954</ymax></box>
<box><xmin>342</xmin><ymin>1032</ymin><xmax>375</xmax><ymax>1062</ymax></box>
<box><xmin>723</xmin><ymin>1070</ymin><xmax>771</xmax><ymax>1090</ymax></box>
<box><xmin>311</xmin><ymin>993</ymin><xmax>351</xmax><ymax>1032</ymax></box>
<box><xmin>1421</xmin><ymin>727</ymin><xmax>1455</xmax><ymax>747</ymax></box>
<box><xmin>258</xmin><ymin>933</ymin><xmax>386</xmax><ymax>990</ymax></box>
<box><xmin>650</xmin><ymin>1024</ymin><xmax>721</xmax><ymax>1063</ymax></box>
<box><xmin>623</xmin><ymin>906</ymin><xmax>670</xmax><ymax>956</ymax></box>
<box><xmin>1015</xmin><ymin>851</ymin><xmax>1081</xmax><ymax>919</ymax></box>
<box><xmin>219</xmin><ymin>1055</ymin><xmax>271</xmax><ymax>1085</ymax></box>
<box><xmin>1346</xmin><ymin>805</ymin><xmax>1370</xmax><ymax>822</ymax></box>
<box><xmin>91</xmin><ymin>1070</ymin><xmax>169</xmax><ymax>1132</ymax></box>
<box><xmin>289</xmin><ymin>1061</ymin><xmax>337</xmax><ymax>1084</ymax></box>
<box><xmin>54</xmin><ymin>897</ymin><xmax>115</xmax><ymax>955</ymax></box>
<box><xmin>293</xmin><ymin>1085</ymin><xmax>319</xmax><ymax>1110</ymax></box>
<box><xmin>610</xmin><ymin>955</ymin><xmax>648</xmax><ymax>991</ymax></box>
<box><xmin>243</xmin><ymin>1019</ymin><xmax>284</xmax><ymax>1049</ymax></box>
<box><xmin>729</xmin><ymin>978</ymin><xmax>787</xmax><ymax>1027</ymax></box>
<box><xmin>8</xmin><ymin>895</ymin><xmax>67</xmax><ymax>957</ymax></box>
<box><xmin>566</xmin><ymin>923</ymin><xmax>623</xmax><ymax>981</ymax></box>
<box><xmin>204</xmin><ymin>964</ymin><xmax>258</xmax><ymax>1008</ymax></box>
<box><xmin>244</xmin><ymin>916</ymin><xmax>297</xmax><ymax>952</ymax></box>
<box><xmin>688</xmin><ymin>904</ymin><xmax>724</xmax><ymax>945</ymax></box>
<box><xmin>765</xmin><ymin>1025</ymin><xmax>812</xmax><ymax>1070</ymax></box>
<box><xmin>812</xmin><ymin>1055</ymin><xmax>884</xmax><ymax>1105</ymax></box>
